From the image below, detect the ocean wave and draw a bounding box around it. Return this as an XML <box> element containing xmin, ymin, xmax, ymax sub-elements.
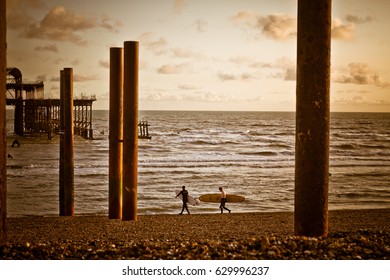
<box><xmin>7</xmin><ymin>163</ymin><xmax>55</xmax><ymax>169</ymax></box>
<box><xmin>244</xmin><ymin>130</ymin><xmax>268</xmax><ymax>136</ymax></box>
<box><xmin>266</xmin><ymin>143</ymin><xmax>292</xmax><ymax>149</ymax></box>
<box><xmin>238</xmin><ymin>151</ymin><xmax>278</xmax><ymax>156</ymax></box>
<box><xmin>333</xmin><ymin>143</ymin><xmax>358</xmax><ymax>150</ymax></box>
<box><xmin>7</xmin><ymin>165</ymin><xmax>25</xmax><ymax>169</ymax></box>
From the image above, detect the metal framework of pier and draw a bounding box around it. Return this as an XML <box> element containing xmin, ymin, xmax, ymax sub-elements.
<box><xmin>138</xmin><ymin>120</ymin><xmax>151</xmax><ymax>139</ymax></box>
<box><xmin>6</xmin><ymin>67</ymin><xmax>96</xmax><ymax>139</ymax></box>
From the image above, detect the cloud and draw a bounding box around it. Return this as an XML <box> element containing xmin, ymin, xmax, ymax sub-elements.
<box><xmin>138</xmin><ymin>32</ymin><xmax>169</xmax><ymax>55</ymax></box>
<box><xmin>178</xmin><ymin>84</ymin><xmax>200</xmax><ymax>90</ymax></box>
<box><xmin>99</xmin><ymin>59</ymin><xmax>109</xmax><ymax>69</ymax></box>
<box><xmin>171</xmin><ymin>48</ymin><xmax>204</xmax><ymax>59</ymax></box>
<box><xmin>141</xmin><ymin>91</ymin><xmax>180</xmax><ymax>102</ymax></box>
<box><xmin>173</xmin><ymin>0</ymin><xmax>186</xmax><ymax>14</ymax></box>
<box><xmin>15</xmin><ymin>5</ymin><xmax>122</xmax><ymax>45</ymax></box>
<box><xmin>334</xmin><ymin>63</ymin><xmax>390</xmax><ymax>87</ymax></box>
<box><xmin>240</xmin><ymin>73</ymin><xmax>254</xmax><ymax>80</ymax></box>
<box><xmin>34</xmin><ymin>44</ymin><xmax>58</xmax><ymax>53</ymax></box>
<box><xmin>249</xmin><ymin>61</ymin><xmax>273</xmax><ymax>68</ymax></box>
<box><xmin>71</xmin><ymin>59</ymin><xmax>80</xmax><ymax>66</ymax></box>
<box><xmin>229</xmin><ymin>56</ymin><xmax>295</xmax><ymax>81</ymax></box>
<box><xmin>35</xmin><ymin>73</ymin><xmax>47</xmax><ymax>82</ymax></box>
<box><xmin>332</xmin><ymin>14</ymin><xmax>374</xmax><ymax>40</ymax></box>
<box><xmin>73</xmin><ymin>74</ymin><xmax>100</xmax><ymax>82</ymax></box>
<box><xmin>157</xmin><ymin>63</ymin><xmax>190</xmax><ymax>74</ymax></box>
<box><xmin>136</xmin><ymin>41</ymin><xmax>204</xmax><ymax>60</ymax></box>
<box><xmin>50</xmin><ymin>73</ymin><xmax>99</xmax><ymax>83</ymax></box>
<box><xmin>52</xmin><ymin>57</ymin><xmax>79</xmax><ymax>66</ymax></box>
<box><xmin>258</xmin><ymin>14</ymin><xmax>297</xmax><ymax>40</ymax></box>
<box><xmin>192</xmin><ymin>19</ymin><xmax>208</xmax><ymax>32</ymax></box>
<box><xmin>188</xmin><ymin>91</ymin><xmax>263</xmax><ymax>103</ymax></box>
<box><xmin>231</xmin><ymin>11</ymin><xmax>296</xmax><ymax>41</ymax></box>
<box><xmin>6</xmin><ymin>0</ymin><xmax>44</xmax><ymax>30</ymax></box>
<box><xmin>331</xmin><ymin>19</ymin><xmax>355</xmax><ymax>40</ymax></box>
<box><xmin>230</xmin><ymin>56</ymin><xmax>255</xmax><ymax>65</ymax></box>
<box><xmin>217</xmin><ymin>72</ymin><xmax>237</xmax><ymax>81</ymax></box>
<box><xmin>231</xmin><ymin>10</ymin><xmax>257</xmax><ymax>25</ymax></box>
<box><xmin>283</xmin><ymin>68</ymin><xmax>296</xmax><ymax>81</ymax></box>
<box><xmin>333</xmin><ymin>95</ymin><xmax>390</xmax><ymax>106</ymax></box>
<box><xmin>100</xmin><ymin>14</ymin><xmax>123</xmax><ymax>32</ymax></box>
<box><xmin>217</xmin><ymin>71</ymin><xmax>255</xmax><ymax>82</ymax></box>
<box><xmin>141</xmin><ymin>90</ymin><xmax>260</xmax><ymax>104</ymax></box>
<box><xmin>346</xmin><ymin>14</ymin><xmax>375</xmax><ymax>24</ymax></box>
<box><xmin>274</xmin><ymin>57</ymin><xmax>296</xmax><ymax>81</ymax></box>
<box><xmin>231</xmin><ymin>11</ymin><xmax>371</xmax><ymax>42</ymax></box>
<box><xmin>21</xmin><ymin>0</ymin><xmax>46</xmax><ymax>9</ymax></box>
<box><xmin>249</xmin><ymin>57</ymin><xmax>296</xmax><ymax>81</ymax></box>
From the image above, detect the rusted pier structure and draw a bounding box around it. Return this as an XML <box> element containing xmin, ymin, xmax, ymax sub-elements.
<box><xmin>295</xmin><ymin>0</ymin><xmax>331</xmax><ymax>237</ymax></box>
<box><xmin>1</xmin><ymin>0</ymin><xmax>6</xmax><ymax>245</ymax></box>
<box><xmin>6</xmin><ymin>67</ymin><xmax>96</xmax><ymax>139</ymax></box>
<box><xmin>138</xmin><ymin>120</ymin><xmax>151</xmax><ymax>139</ymax></box>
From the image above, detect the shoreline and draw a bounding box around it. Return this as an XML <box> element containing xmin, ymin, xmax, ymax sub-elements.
<box><xmin>2</xmin><ymin>208</ymin><xmax>389</xmax><ymax>260</ymax></box>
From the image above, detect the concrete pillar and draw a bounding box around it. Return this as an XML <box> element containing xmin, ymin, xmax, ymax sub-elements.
<box><xmin>109</xmin><ymin>47</ymin><xmax>124</xmax><ymax>219</ymax></box>
<box><xmin>295</xmin><ymin>0</ymin><xmax>332</xmax><ymax>237</ymax></box>
<box><xmin>122</xmin><ymin>41</ymin><xmax>139</xmax><ymax>221</ymax></box>
<box><xmin>0</xmin><ymin>0</ymin><xmax>7</xmax><ymax>245</ymax></box>
<box><xmin>60</xmin><ymin>68</ymin><xmax>74</xmax><ymax>216</ymax></box>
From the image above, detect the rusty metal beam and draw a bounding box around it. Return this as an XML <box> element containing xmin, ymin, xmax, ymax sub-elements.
<box><xmin>0</xmin><ymin>0</ymin><xmax>7</xmax><ymax>245</ymax></box>
<box><xmin>60</xmin><ymin>68</ymin><xmax>74</xmax><ymax>216</ymax></box>
<box><xmin>295</xmin><ymin>0</ymin><xmax>332</xmax><ymax>237</ymax></box>
<box><xmin>122</xmin><ymin>41</ymin><xmax>139</xmax><ymax>221</ymax></box>
<box><xmin>109</xmin><ymin>47</ymin><xmax>124</xmax><ymax>219</ymax></box>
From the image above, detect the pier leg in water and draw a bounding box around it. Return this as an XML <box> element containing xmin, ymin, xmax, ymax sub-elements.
<box><xmin>122</xmin><ymin>41</ymin><xmax>139</xmax><ymax>221</ymax></box>
<box><xmin>60</xmin><ymin>68</ymin><xmax>75</xmax><ymax>216</ymax></box>
<box><xmin>109</xmin><ymin>47</ymin><xmax>124</xmax><ymax>219</ymax></box>
<box><xmin>59</xmin><ymin>70</ymin><xmax>65</xmax><ymax>215</ymax></box>
<box><xmin>0</xmin><ymin>0</ymin><xmax>7</xmax><ymax>245</ymax></box>
<box><xmin>295</xmin><ymin>0</ymin><xmax>331</xmax><ymax>237</ymax></box>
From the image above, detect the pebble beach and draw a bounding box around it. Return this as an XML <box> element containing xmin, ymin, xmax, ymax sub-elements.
<box><xmin>1</xmin><ymin>209</ymin><xmax>389</xmax><ymax>260</ymax></box>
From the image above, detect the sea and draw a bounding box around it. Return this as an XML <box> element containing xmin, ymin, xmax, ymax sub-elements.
<box><xmin>5</xmin><ymin>110</ymin><xmax>390</xmax><ymax>217</ymax></box>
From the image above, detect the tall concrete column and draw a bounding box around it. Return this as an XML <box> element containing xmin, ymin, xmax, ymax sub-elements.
<box><xmin>109</xmin><ymin>47</ymin><xmax>124</xmax><ymax>219</ymax></box>
<box><xmin>122</xmin><ymin>41</ymin><xmax>139</xmax><ymax>221</ymax></box>
<box><xmin>60</xmin><ymin>68</ymin><xmax>74</xmax><ymax>216</ymax></box>
<box><xmin>295</xmin><ymin>0</ymin><xmax>332</xmax><ymax>237</ymax></box>
<box><xmin>0</xmin><ymin>0</ymin><xmax>7</xmax><ymax>245</ymax></box>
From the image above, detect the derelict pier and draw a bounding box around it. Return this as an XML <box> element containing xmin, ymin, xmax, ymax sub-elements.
<box><xmin>6</xmin><ymin>67</ymin><xmax>96</xmax><ymax>139</ymax></box>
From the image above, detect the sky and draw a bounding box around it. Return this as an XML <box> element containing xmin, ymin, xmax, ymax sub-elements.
<box><xmin>5</xmin><ymin>0</ymin><xmax>390</xmax><ymax>112</ymax></box>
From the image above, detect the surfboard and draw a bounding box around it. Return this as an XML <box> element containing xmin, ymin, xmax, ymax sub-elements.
<box><xmin>175</xmin><ymin>190</ymin><xmax>200</xmax><ymax>206</ymax></box>
<box><xmin>199</xmin><ymin>193</ymin><xmax>245</xmax><ymax>203</ymax></box>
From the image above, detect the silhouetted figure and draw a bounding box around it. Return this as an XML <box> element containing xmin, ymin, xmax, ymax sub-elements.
<box><xmin>176</xmin><ymin>185</ymin><xmax>190</xmax><ymax>214</ymax></box>
<box><xmin>11</xmin><ymin>139</ymin><xmax>20</xmax><ymax>148</ymax></box>
<box><xmin>219</xmin><ymin>187</ymin><xmax>231</xmax><ymax>213</ymax></box>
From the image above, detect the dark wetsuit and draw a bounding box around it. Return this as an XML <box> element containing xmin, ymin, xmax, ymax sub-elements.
<box><xmin>219</xmin><ymin>189</ymin><xmax>231</xmax><ymax>213</ymax></box>
<box><xmin>178</xmin><ymin>189</ymin><xmax>190</xmax><ymax>214</ymax></box>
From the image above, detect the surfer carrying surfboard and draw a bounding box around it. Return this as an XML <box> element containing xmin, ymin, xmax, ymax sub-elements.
<box><xmin>176</xmin><ymin>186</ymin><xmax>190</xmax><ymax>214</ymax></box>
<box><xmin>219</xmin><ymin>187</ymin><xmax>231</xmax><ymax>213</ymax></box>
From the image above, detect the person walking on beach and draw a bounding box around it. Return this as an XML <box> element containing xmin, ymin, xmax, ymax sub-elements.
<box><xmin>176</xmin><ymin>185</ymin><xmax>190</xmax><ymax>214</ymax></box>
<box><xmin>219</xmin><ymin>187</ymin><xmax>231</xmax><ymax>213</ymax></box>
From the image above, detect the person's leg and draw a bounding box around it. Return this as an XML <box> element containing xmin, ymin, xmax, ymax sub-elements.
<box><xmin>221</xmin><ymin>199</ymin><xmax>230</xmax><ymax>213</ymax></box>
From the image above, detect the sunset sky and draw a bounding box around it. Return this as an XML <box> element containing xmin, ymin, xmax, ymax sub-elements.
<box><xmin>6</xmin><ymin>0</ymin><xmax>390</xmax><ymax>112</ymax></box>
